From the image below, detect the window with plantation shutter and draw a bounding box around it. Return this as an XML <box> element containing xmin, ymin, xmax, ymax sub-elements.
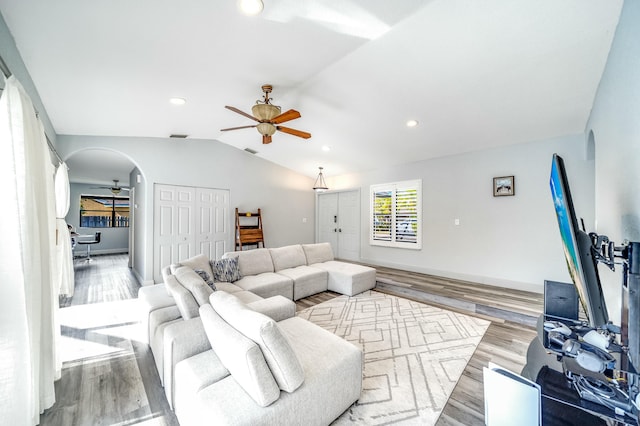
<box><xmin>370</xmin><ymin>180</ymin><xmax>421</xmax><ymax>249</ymax></box>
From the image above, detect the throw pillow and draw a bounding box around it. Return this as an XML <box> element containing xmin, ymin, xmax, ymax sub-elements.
<box><xmin>194</xmin><ymin>269</ymin><xmax>216</xmax><ymax>291</ymax></box>
<box><xmin>211</xmin><ymin>257</ymin><xmax>241</xmax><ymax>282</ymax></box>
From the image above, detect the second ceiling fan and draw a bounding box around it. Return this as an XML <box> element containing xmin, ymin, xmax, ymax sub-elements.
<box><xmin>221</xmin><ymin>84</ymin><xmax>311</xmax><ymax>144</ymax></box>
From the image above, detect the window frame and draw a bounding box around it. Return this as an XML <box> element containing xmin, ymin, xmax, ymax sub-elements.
<box><xmin>370</xmin><ymin>179</ymin><xmax>422</xmax><ymax>249</ymax></box>
<box><xmin>79</xmin><ymin>194</ymin><xmax>130</xmax><ymax>228</ymax></box>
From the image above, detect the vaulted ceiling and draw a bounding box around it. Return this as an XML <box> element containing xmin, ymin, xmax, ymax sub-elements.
<box><xmin>0</xmin><ymin>0</ymin><xmax>623</xmax><ymax>183</ymax></box>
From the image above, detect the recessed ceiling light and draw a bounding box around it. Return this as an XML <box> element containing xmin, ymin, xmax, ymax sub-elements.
<box><xmin>238</xmin><ymin>0</ymin><xmax>264</xmax><ymax>16</ymax></box>
<box><xmin>169</xmin><ymin>97</ymin><xmax>186</xmax><ymax>106</ymax></box>
<box><xmin>406</xmin><ymin>119</ymin><xmax>419</xmax><ymax>128</ymax></box>
<box><xmin>322</xmin><ymin>145</ymin><xmax>331</xmax><ymax>152</ymax></box>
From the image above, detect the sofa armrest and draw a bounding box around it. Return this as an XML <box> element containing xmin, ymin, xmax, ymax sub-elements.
<box><xmin>247</xmin><ymin>295</ymin><xmax>296</xmax><ymax>322</ymax></box>
<box><xmin>163</xmin><ymin>317</ymin><xmax>211</xmax><ymax>409</ymax></box>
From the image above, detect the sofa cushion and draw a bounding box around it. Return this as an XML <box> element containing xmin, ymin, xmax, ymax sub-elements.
<box><xmin>302</xmin><ymin>242</ymin><xmax>334</xmax><ymax>265</ymax></box>
<box><xmin>174</xmin><ymin>350</ymin><xmax>230</xmax><ymax>415</ymax></box>
<box><xmin>224</xmin><ymin>248</ymin><xmax>274</xmax><ymax>276</ymax></box>
<box><xmin>174</xmin><ymin>266</ymin><xmax>214</xmax><ymax>306</ymax></box>
<box><xmin>210</xmin><ymin>292</ymin><xmax>304</xmax><ymax>393</ymax></box>
<box><xmin>177</xmin><ymin>253</ymin><xmax>215</xmax><ymax>280</ymax></box>
<box><xmin>311</xmin><ymin>260</ymin><xmax>376</xmax><ymax>296</ymax></box>
<box><xmin>234</xmin><ymin>273</ymin><xmax>294</xmax><ymax>300</ymax></box>
<box><xmin>277</xmin><ymin>266</ymin><xmax>328</xmax><ymax>300</ymax></box>
<box><xmin>199</xmin><ymin>304</ymin><xmax>280</xmax><ymax>407</ymax></box>
<box><xmin>214</xmin><ymin>282</ymin><xmax>243</xmax><ymax>294</ymax></box>
<box><xmin>211</xmin><ymin>257</ymin><xmax>241</xmax><ymax>282</ymax></box>
<box><xmin>232</xmin><ymin>290</ymin><xmax>264</xmax><ymax>304</ymax></box>
<box><xmin>269</xmin><ymin>245</ymin><xmax>307</xmax><ymax>271</ymax></box>
<box><xmin>165</xmin><ymin>274</ymin><xmax>200</xmax><ymax>320</ymax></box>
<box><xmin>247</xmin><ymin>296</ymin><xmax>297</xmax><ymax>322</ymax></box>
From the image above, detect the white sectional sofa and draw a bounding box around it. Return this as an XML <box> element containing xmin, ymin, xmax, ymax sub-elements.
<box><xmin>138</xmin><ymin>243</ymin><xmax>375</xmax><ymax>425</ymax></box>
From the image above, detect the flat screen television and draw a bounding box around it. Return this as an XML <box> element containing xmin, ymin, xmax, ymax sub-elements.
<box><xmin>550</xmin><ymin>154</ymin><xmax>609</xmax><ymax>328</ymax></box>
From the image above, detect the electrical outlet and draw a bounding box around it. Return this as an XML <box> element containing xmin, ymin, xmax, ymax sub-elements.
<box><xmin>454</xmin><ymin>218</ymin><xmax>460</xmax><ymax>226</ymax></box>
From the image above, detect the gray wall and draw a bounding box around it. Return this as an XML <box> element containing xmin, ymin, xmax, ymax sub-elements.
<box><xmin>66</xmin><ymin>183</ymin><xmax>130</xmax><ymax>255</ymax></box>
<box><xmin>586</xmin><ymin>0</ymin><xmax>640</xmax><ymax>323</ymax></box>
<box><xmin>56</xmin><ymin>135</ymin><xmax>316</xmax><ymax>284</ymax></box>
<box><xmin>327</xmin><ymin>134</ymin><xmax>594</xmax><ymax>293</ymax></box>
<box><xmin>0</xmin><ymin>13</ymin><xmax>56</xmax><ymax>145</ymax></box>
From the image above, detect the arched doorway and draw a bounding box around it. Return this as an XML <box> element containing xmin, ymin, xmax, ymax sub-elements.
<box><xmin>64</xmin><ymin>149</ymin><xmax>141</xmax><ymax>269</ymax></box>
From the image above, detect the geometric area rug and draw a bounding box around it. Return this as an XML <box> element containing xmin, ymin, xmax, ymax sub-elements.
<box><xmin>297</xmin><ymin>291</ymin><xmax>490</xmax><ymax>425</ymax></box>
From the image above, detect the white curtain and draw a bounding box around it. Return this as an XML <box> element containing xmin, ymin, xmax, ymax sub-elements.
<box><xmin>54</xmin><ymin>163</ymin><xmax>74</xmax><ymax>297</ymax></box>
<box><xmin>0</xmin><ymin>75</ymin><xmax>59</xmax><ymax>424</ymax></box>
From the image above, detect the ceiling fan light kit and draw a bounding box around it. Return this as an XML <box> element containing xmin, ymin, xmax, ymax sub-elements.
<box><xmin>221</xmin><ymin>84</ymin><xmax>311</xmax><ymax>144</ymax></box>
<box><xmin>257</xmin><ymin>122</ymin><xmax>276</xmax><ymax>136</ymax></box>
<box><xmin>91</xmin><ymin>179</ymin><xmax>130</xmax><ymax>195</ymax></box>
<box><xmin>313</xmin><ymin>167</ymin><xmax>329</xmax><ymax>192</ymax></box>
<box><xmin>252</xmin><ymin>103</ymin><xmax>280</xmax><ymax>121</ymax></box>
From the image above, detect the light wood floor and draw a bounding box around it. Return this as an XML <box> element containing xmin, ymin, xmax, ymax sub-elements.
<box><xmin>42</xmin><ymin>254</ymin><xmax>539</xmax><ymax>425</ymax></box>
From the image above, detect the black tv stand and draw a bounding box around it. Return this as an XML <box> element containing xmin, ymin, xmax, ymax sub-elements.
<box><xmin>521</xmin><ymin>240</ymin><xmax>640</xmax><ymax>425</ymax></box>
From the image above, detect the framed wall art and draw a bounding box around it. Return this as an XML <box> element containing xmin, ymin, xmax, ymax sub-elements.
<box><xmin>493</xmin><ymin>176</ymin><xmax>515</xmax><ymax>197</ymax></box>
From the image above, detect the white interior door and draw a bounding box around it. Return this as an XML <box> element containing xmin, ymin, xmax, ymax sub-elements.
<box><xmin>154</xmin><ymin>184</ymin><xmax>231</xmax><ymax>282</ymax></box>
<box><xmin>317</xmin><ymin>193</ymin><xmax>339</xmax><ymax>256</ymax></box>
<box><xmin>337</xmin><ymin>191</ymin><xmax>360</xmax><ymax>261</ymax></box>
<box><xmin>196</xmin><ymin>187</ymin><xmax>230</xmax><ymax>261</ymax></box>
<box><xmin>153</xmin><ymin>184</ymin><xmax>196</xmax><ymax>282</ymax></box>
<box><xmin>317</xmin><ymin>190</ymin><xmax>360</xmax><ymax>261</ymax></box>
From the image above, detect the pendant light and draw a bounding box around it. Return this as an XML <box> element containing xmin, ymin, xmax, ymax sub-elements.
<box><xmin>313</xmin><ymin>167</ymin><xmax>329</xmax><ymax>192</ymax></box>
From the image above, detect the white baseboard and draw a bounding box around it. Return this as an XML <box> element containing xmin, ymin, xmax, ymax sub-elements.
<box><xmin>360</xmin><ymin>257</ymin><xmax>543</xmax><ymax>294</ymax></box>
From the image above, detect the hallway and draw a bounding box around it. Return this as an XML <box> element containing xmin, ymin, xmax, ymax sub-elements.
<box><xmin>43</xmin><ymin>254</ymin><xmax>178</xmax><ymax>425</ymax></box>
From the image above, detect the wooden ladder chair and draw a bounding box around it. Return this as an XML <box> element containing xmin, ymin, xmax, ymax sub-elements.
<box><xmin>235</xmin><ymin>208</ymin><xmax>264</xmax><ymax>251</ymax></box>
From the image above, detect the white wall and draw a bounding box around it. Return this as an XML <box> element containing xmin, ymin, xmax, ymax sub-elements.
<box><xmin>586</xmin><ymin>0</ymin><xmax>640</xmax><ymax>323</ymax></box>
<box><xmin>66</xmin><ymin>183</ymin><xmax>130</xmax><ymax>255</ymax></box>
<box><xmin>57</xmin><ymin>135</ymin><xmax>316</xmax><ymax>284</ymax></box>
<box><xmin>328</xmin><ymin>134</ymin><xmax>594</xmax><ymax>293</ymax></box>
<box><xmin>129</xmin><ymin>167</ymin><xmax>146</xmax><ymax>282</ymax></box>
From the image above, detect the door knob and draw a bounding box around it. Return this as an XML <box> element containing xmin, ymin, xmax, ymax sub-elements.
<box><xmin>333</xmin><ymin>228</ymin><xmax>337</xmax><ymax>232</ymax></box>
<box><xmin>338</xmin><ymin>228</ymin><xmax>342</xmax><ymax>232</ymax></box>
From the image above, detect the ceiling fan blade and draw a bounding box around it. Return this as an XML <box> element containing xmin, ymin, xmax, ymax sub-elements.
<box><xmin>271</xmin><ymin>109</ymin><xmax>301</xmax><ymax>124</ymax></box>
<box><xmin>220</xmin><ymin>125</ymin><xmax>258</xmax><ymax>131</ymax></box>
<box><xmin>276</xmin><ymin>126</ymin><xmax>311</xmax><ymax>139</ymax></box>
<box><xmin>262</xmin><ymin>135</ymin><xmax>272</xmax><ymax>144</ymax></box>
<box><xmin>225</xmin><ymin>106</ymin><xmax>259</xmax><ymax>122</ymax></box>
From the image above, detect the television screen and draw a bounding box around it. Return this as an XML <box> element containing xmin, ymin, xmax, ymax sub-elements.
<box><xmin>550</xmin><ymin>154</ymin><xmax>608</xmax><ymax>327</ymax></box>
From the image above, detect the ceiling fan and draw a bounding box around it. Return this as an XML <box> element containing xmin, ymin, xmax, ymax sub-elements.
<box><xmin>221</xmin><ymin>84</ymin><xmax>311</xmax><ymax>144</ymax></box>
<box><xmin>91</xmin><ymin>179</ymin><xmax>130</xmax><ymax>195</ymax></box>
